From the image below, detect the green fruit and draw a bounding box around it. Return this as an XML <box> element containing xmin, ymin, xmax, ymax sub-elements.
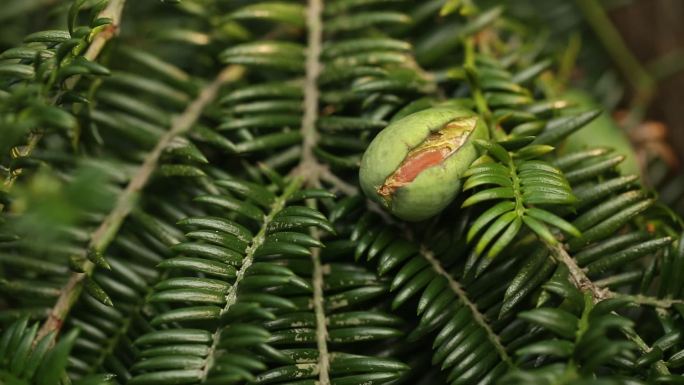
<box><xmin>359</xmin><ymin>107</ymin><xmax>488</xmax><ymax>221</ymax></box>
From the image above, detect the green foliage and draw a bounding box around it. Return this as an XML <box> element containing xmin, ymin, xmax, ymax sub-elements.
<box><xmin>463</xmin><ymin>139</ymin><xmax>579</xmax><ymax>264</ymax></box>
<box><xmin>0</xmin><ymin>317</ymin><xmax>114</xmax><ymax>385</ymax></box>
<box><xmin>502</xmin><ymin>285</ymin><xmax>639</xmax><ymax>385</ymax></box>
<box><xmin>1</xmin><ymin>1</ymin><xmax>683</xmax><ymax>385</ymax></box>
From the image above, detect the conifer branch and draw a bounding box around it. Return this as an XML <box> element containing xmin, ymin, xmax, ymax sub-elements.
<box><xmin>70</xmin><ymin>0</ymin><xmax>127</xmax><ymax>82</ymax></box>
<box><xmin>294</xmin><ymin>0</ymin><xmax>330</xmax><ymax>383</ymax></box>
<box><xmin>201</xmin><ymin>179</ymin><xmax>302</xmax><ymax>380</ymax></box>
<box><xmin>293</xmin><ymin>0</ymin><xmax>323</xmax><ymax>183</ymax></box>
<box><xmin>545</xmin><ymin>241</ymin><xmax>673</xmax><ymax>375</ymax></box>
<box><xmin>420</xmin><ymin>247</ymin><xmax>513</xmax><ymax>366</ymax></box>
<box><xmin>546</xmin><ymin>242</ymin><xmax>683</xmax><ymax>308</ymax></box>
<box><xmin>546</xmin><ymin>242</ymin><xmax>611</xmax><ymax>302</ymax></box>
<box><xmin>36</xmin><ymin>65</ymin><xmax>245</xmax><ymax>341</ymax></box>
<box><xmin>310</xmin><ymin>229</ymin><xmax>330</xmax><ymax>385</ymax></box>
<box><xmin>4</xmin><ymin>0</ymin><xmax>128</xmax><ymax>191</ymax></box>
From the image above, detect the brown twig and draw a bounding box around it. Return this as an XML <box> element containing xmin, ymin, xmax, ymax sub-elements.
<box><xmin>546</xmin><ymin>242</ymin><xmax>683</xmax><ymax>308</ymax></box>
<box><xmin>297</xmin><ymin>0</ymin><xmax>330</xmax><ymax>383</ymax></box>
<box><xmin>545</xmin><ymin>241</ymin><xmax>673</xmax><ymax>375</ymax></box>
<box><xmin>546</xmin><ymin>242</ymin><xmax>612</xmax><ymax>301</ymax></box>
<box><xmin>292</xmin><ymin>0</ymin><xmax>323</xmax><ymax>181</ymax></box>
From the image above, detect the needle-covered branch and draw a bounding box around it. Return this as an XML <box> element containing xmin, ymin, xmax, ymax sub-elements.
<box><xmin>36</xmin><ymin>65</ymin><xmax>245</xmax><ymax>341</ymax></box>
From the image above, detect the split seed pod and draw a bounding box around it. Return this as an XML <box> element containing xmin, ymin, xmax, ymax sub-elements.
<box><xmin>360</xmin><ymin>107</ymin><xmax>488</xmax><ymax>221</ymax></box>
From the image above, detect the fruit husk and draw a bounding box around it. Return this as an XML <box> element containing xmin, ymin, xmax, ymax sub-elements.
<box><xmin>360</xmin><ymin>107</ymin><xmax>489</xmax><ymax>221</ymax></box>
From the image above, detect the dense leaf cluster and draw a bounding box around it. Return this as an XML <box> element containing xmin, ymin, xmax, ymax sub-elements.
<box><xmin>0</xmin><ymin>1</ymin><xmax>683</xmax><ymax>385</ymax></box>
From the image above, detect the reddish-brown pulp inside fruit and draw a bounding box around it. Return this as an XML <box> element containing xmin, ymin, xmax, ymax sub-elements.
<box><xmin>378</xmin><ymin>116</ymin><xmax>476</xmax><ymax>198</ymax></box>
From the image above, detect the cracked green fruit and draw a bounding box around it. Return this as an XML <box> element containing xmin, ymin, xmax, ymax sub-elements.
<box><xmin>360</xmin><ymin>107</ymin><xmax>488</xmax><ymax>221</ymax></box>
